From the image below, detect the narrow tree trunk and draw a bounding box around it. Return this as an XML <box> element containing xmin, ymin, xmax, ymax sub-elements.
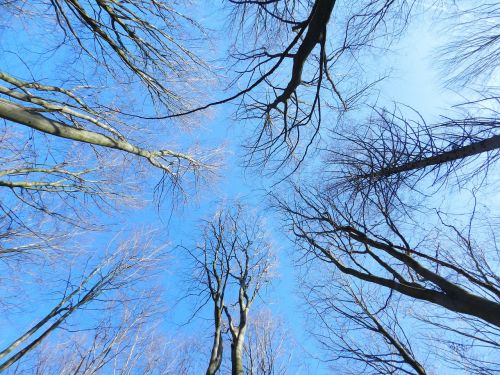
<box><xmin>371</xmin><ymin>134</ymin><xmax>500</xmax><ymax>178</ymax></box>
<box><xmin>206</xmin><ymin>331</ymin><xmax>222</xmax><ymax>375</ymax></box>
<box><xmin>206</xmin><ymin>309</ymin><xmax>223</xmax><ymax>375</ymax></box>
<box><xmin>231</xmin><ymin>336</ymin><xmax>245</xmax><ymax>375</ymax></box>
<box><xmin>230</xmin><ymin>307</ymin><xmax>248</xmax><ymax>375</ymax></box>
<box><xmin>0</xmin><ymin>99</ymin><xmax>195</xmax><ymax>171</ymax></box>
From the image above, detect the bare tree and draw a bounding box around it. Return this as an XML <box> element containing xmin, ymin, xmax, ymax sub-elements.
<box><xmin>304</xmin><ymin>274</ymin><xmax>426</xmax><ymax>374</ymax></box>
<box><xmin>0</xmin><ymin>0</ymin><xmax>218</xmax><ymax>207</ymax></box>
<box><xmin>3</xmin><ymin>0</ymin><xmax>208</xmax><ymax>103</ymax></box>
<box><xmin>0</xmin><ymin>3</ymin><xmax>218</xmax><ymax>370</ymax></box>
<box><xmin>273</xmin><ymin>102</ymin><xmax>500</xmax><ymax>371</ymax></box>
<box><xmin>438</xmin><ymin>1</ymin><xmax>500</xmax><ymax>87</ymax></box>
<box><xmin>0</xmin><ymin>0</ymin><xmax>222</xmax><ymax>272</ymax></box>
<box><xmin>2</xmin><ymin>1</ymin><xmax>498</xmax><ymax>373</ymax></box>
<box><xmin>323</xmin><ymin>102</ymin><xmax>499</xmax><ymax>210</ymax></box>
<box><xmin>16</xmin><ymin>305</ymin><xmax>203</xmax><ymax>375</ymax></box>
<box><xmin>276</xmin><ymin>184</ymin><xmax>500</xmax><ymax>325</ymax></box>
<box><xmin>188</xmin><ymin>202</ymin><xmax>275</xmax><ymax>375</ymax></box>
<box><xmin>243</xmin><ymin>310</ymin><xmax>291</xmax><ymax>375</ymax></box>
<box><xmin>0</xmin><ymin>232</ymin><xmax>165</xmax><ymax>372</ymax></box>
<box><xmin>191</xmin><ymin>211</ymin><xmax>229</xmax><ymax>375</ymax></box>
<box><xmin>164</xmin><ymin>0</ymin><xmax>417</xmax><ymax>168</ymax></box>
<box><xmin>268</xmin><ymin>2</ymin><xmax>500</xmax><ymax>369</ymax></box>
<box><xmin>0</xmin><ymin>72</ymin><xmax>213</xmax><ymax>184</ymax></box>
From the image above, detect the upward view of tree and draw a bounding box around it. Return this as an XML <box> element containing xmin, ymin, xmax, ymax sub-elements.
<box><xmin>268</xmin><ymin>1</ymin><xmax>500</xmax><ymax>373</ymax></box>
<box><xmin>1</xmin><ymin>1</ymin><xmax>216</xmax><ymax>372</ymax></box>
<box><xmin>0</xmin><ymin>233</ymin><xmax>167</xmax><ymax>372</ymax></box>
<box><xmin>1</xmin><ymin>0</ymin><xmax>498</xmax><ymax>374</ymax></box>
<box><xmin>305</xmin><ymin>278</ymin><xmax>426</xmax><ymax>374</ymax></box>
<box><xmin>243</xmin><ymin>310</ymin><xmax>292</xmax><ymax>375</ymax></box>
<box><xmin>187</xmin><ymin>203</ymin><xmax>275</xmax><ymax>375</ymax></box>
<box><xmin>1</xmin><ymin>1</ymin><xmax>215</xmax><ymax>193</ymax></box>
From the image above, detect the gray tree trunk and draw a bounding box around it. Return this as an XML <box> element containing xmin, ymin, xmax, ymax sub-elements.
<box><xmin>206</xmin><ymin>310</ymin><xmax>223</xmax><ymax>375</ymax></box>
<box><xmin>231</xmin><ymin>338</ymin><xmax>245</xmax><ymax>375</ymax></box>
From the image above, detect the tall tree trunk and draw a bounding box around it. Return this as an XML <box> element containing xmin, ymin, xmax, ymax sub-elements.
<box><xmin>369</xmin><ymin>134</ymin><xmax>500</xmax><ymax>179</ymax></box>
<box><xmin>231</xmin><ymin>335</ymin><xmax>245</xmax><ymax>375</ymax></box>
<box><xmin>231</xmin><ymin>307</ymin><xmax>248</xmax><ymax>375</ymax></box>
<box><xmin>206</xmin><ymin>309</ymin><xmax>223</xmax><ymax>375</ymax></box>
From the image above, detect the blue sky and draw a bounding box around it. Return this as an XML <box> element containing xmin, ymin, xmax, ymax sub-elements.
<box><xmin>147</xmin><ymin>7</ymin><xmax>460</xmax><ymax>372</ymax></box>
<box><xmin>0</xmin><ymin>1</ymin><xmax>494</xmax><ymax>373</ymax></box>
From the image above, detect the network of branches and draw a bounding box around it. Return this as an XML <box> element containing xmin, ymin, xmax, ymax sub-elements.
<box><xmin>0</xmin><ymin>0</ymin><xmax>498</xmax><ymax>374</ymax></box>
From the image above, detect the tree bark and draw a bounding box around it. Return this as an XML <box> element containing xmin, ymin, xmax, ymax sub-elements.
<box><xmin>269</xmin><ymin>0</ymin><xmax>336</xmax><ymax>108</ymax></box>
<box><xmin>231</xmin><ymin>336</ymin><xmax>246</xmax><ymax>375</ymax></box>
<box><xmin>206</xmin><ymin>310</ymin><xmax>223</xmax><ymax>375</ymax></box>
<box><xmin>0</xmin><ymin>99</ymin><xmax>196</xmax><ymax>172</ymax></box>
<box><xmin>369</xmin><ymin>134</ymin><xmax>500</xmax><ymax>179</ymax></box>
<box><xmin>230</xmin><ymin>308</ymin><xmax>248</xmax><ymax>375</ymax></box>
<box><xmin>312</xmin><ymin>238</ymin><xmax>500</xmax><ymax>327</ymax></box>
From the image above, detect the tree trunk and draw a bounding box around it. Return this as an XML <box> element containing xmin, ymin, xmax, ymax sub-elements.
<box><xmin>231</xmin><ymin>336</ymin><xmax>245</xmax><ymax>375</ymax></box>
<box><xmin>206</xmin><ymin>310</ymin><xmax>223</xmax><ymax>375</ymax></box>
<box><xmin>371</xmin><ymin>134</ymin><xmax>500</xmax><ymax>179</ymax></box>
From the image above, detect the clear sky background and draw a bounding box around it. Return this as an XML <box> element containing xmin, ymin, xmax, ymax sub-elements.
<box><xmin>0</xmin><ymin>1</ymin><xmax>493</xmax><ymax>373</ymax></box>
